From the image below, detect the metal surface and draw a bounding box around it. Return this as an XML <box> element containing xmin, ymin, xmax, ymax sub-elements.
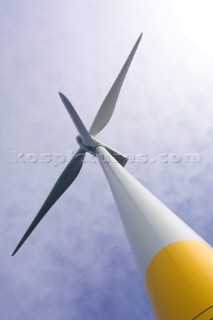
<box><xmin>92</xmin><ymin>137</ymin><xmax>128</xmax><ymax>166</ymax></box>
<box><xmin>96</xmin><ymin>146</ymin><xmax>204</xmax><ymax>274</ymax></box>
<box><xmin>145</xmin><ymin>240</ymin><xmax>213</xmax><ymax>319</ymax></box>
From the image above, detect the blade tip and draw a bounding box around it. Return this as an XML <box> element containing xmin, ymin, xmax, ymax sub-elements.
<box><xmin>139</xmin><ymin>32</ymin><xmax>143</xmax><ymax>40</ymax></box>
<box><xmin>11</xmin><ymin>248</ymin><xmax>17</xmax><ymax>256</ymax></box>
<box><xmin>12</xmin><ymin>242</ymin><xmax>22</xmax><ymax>256</ymax></box>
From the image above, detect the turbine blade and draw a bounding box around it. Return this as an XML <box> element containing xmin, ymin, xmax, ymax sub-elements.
<box><xmin>104</xmin><ymin>146</ymin><xmax>128</xmax><ymax>167</ymax></box>
<box><xmin>89</xmin><ymin>33</ymin><xmax>143</xmax><ymax>136</ymax></box>
<box><xmin>93</xmin><ymin>137</ymin><xmax>128</xmax><ymax>167</ymax></box>
<box><xmin>12</xmin><ymin>148</ymin><xmax>86</xmax><ymax>256</ymax></box>
<box><xmin>59</xmin><ymin>92</ymin><xmax>95</xmax><ymax>147</ymax></box>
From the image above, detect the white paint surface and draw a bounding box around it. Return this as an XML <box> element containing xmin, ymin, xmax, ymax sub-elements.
<box><xmin>96</xmin><ymin>146</ymin><xmax>205</xmax><ymax>276</ymax></box>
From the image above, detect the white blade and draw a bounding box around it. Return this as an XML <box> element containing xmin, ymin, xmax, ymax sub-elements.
<box><xmin>59</xmin><ymin>92</ymin><xmax>95</xmax><ymax>147</ymax></box>
<box><xmin>89</xmin><ymin>33</ymin><xmax>142</xmax><ymax>136</ymax></box>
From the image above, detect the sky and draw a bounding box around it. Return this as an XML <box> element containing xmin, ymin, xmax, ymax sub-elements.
<box><xmin>1</xmin><ymin>0</ymin><xmax>213</xmax><ymax>319</ymax></box>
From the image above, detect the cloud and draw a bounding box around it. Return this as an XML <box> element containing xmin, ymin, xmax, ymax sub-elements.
<box><xmin>1</xmin><ymin>0</ymin><xmax>213</xmax><ymax>319</ymax></box>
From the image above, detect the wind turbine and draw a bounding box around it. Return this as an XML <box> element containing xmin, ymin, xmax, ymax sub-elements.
<box><xmin>12</xmin><ymin>34</ymin><xmax>213</xmax><ymax>320</ymax></box>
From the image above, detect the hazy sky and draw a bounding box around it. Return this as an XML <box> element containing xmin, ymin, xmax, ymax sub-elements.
<box><xmin>1</xmin><ymin>0</ymin><xmax>213</xmax><ymax>319</ymax></box>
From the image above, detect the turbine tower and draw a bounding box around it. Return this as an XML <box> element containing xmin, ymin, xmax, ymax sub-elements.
<box><xmin>12</xmin><ymin>34</ymin><xmax>213</xmax><ymax>319</ymax></box>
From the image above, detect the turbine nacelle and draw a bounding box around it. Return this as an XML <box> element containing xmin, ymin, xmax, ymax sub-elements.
<box><xmin>76</xmin><ymin>134</ymin><xmax>128</xmax><ymax>166</ymax></box>
<box><xmin>76</xmin><ymin>135</ymin><xmax>94</xmax><ymax>154</ymax></box>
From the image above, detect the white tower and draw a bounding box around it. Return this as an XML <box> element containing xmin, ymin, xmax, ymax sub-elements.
<box><xmin>12</xmin><ymin>34</ymin><xmax>213</xmax><ymax>319</ymax></box>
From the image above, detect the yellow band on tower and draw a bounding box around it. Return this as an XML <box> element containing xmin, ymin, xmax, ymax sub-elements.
<box><xmin>145</xmin><ymin>240</ymin><xmax>213</xmax><ymax>320</ymax></box>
